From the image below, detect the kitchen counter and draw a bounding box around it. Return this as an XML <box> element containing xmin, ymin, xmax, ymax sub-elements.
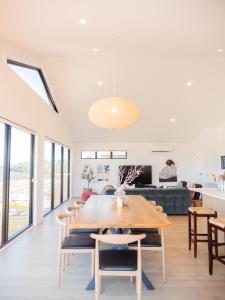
<box><xmin>189</xmin><ymin>188</ymin><xmax>225</xmax><ymax>201</ymax></box>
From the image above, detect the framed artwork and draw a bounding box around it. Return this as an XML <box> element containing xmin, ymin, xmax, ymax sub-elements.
<box><xmin>159</xmin><ymin>159</ymin><xmax>177</xmax><ymax>182</ymax></box>
<box><xmin>97</xmin><ymin>164</ymin><xmax>110</xmax><ymax>181</ymax></box>
<box><xmin>221</xmin><ymin>156</ymin><xmax>225</xmax><ymax>169</ymax></box>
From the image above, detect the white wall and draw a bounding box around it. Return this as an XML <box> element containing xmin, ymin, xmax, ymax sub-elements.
<box><xmin>0</xmin><ymin>39</ymin><xmax>73</xmax><ymax>224</ymax></box>
<box><xmin>73</xmin><ymin>121</ymin><xmax>225</xmax><ymax>196</ymax></box>
<box><xmin>191</xmin><ymin>123</ymin><xmax>225</xmax><ymax>185</ymax></box>
<box><xmin>73</xmin><ymin>142</ymin><xmax>194</xmax><ymax>196</ymax></box>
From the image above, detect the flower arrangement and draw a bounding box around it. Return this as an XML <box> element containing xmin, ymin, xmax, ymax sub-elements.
<box><xmin>217</xmin><ymin>172</ymin><xmax>225</xmax><ymax>182</ymax></box>
<box><xmin>81</xmin><ymin>165</ymin><xmax>95</xmax><ymax>189</ymax></box>
<box><xmin>217</xmin><ymin>172</ymin><xmax>225</xmax><ymax>191</ymax></box>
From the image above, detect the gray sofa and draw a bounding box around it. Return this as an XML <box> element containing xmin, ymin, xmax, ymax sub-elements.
<box><xmin>105</xmin><ymin>187</ymin><xmax>191</xmax><ymax>215</ymax></box>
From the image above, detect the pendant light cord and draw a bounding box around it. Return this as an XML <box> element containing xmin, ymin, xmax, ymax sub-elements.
<box><xmin>113</xmin><ymin>39</ymin><xmax>117</xmax><ymax>97</ymax></box>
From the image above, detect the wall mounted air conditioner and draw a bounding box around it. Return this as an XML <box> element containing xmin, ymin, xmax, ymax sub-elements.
<box><xmin>150</xmin><ymin>145</ymin><xmax>174</xmax><ymax>153</ymax></box>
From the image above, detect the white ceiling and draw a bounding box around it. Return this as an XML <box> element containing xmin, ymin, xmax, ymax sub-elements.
<box><xmin>1</xmin><ymin>0</ymin><xmax>225</xmax><ymax>142</ymax></box>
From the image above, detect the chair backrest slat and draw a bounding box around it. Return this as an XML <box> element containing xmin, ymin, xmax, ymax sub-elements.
<box><xmin>90</xmin><ymin>233</ymin><xmax>146</xmax><ymax>245</ymax></box>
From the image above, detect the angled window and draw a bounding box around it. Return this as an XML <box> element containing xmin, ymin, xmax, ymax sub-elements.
<box><xmin>7</xmin><ymin>59</ymin><xmax>58</xmax><ymax>113</ymax></box>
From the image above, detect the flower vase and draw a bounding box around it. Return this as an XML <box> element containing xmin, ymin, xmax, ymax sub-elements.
<box><xmin>218</xmin><ymin>181</ymin><xmax>224</xmax><ymax>191</ymax></box>
<box><xmin>114</xmin><ymin>184</ymin><xmax>126</xmax><ymax>197</ymax></box>
<box><xmin>114</xmin><ymin>185</ymin><xmax>126</xmax><ymax>207</ymax></box>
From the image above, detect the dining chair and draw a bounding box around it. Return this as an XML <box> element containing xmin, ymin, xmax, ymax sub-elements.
<box><xmin>56</xmin><ymin>212</ymin><xmax>95</xmax><ymax>287</ymax></box>
<box><xmin>130</xmin><ymin>206</ymin><xmax>167</xmax><ymax>282</ymax></box>
<box><xmin>65</xmin><ymin>205</ymin><xmax>100</xmax><ymax>235</ymax></box>
<box><xmin>129</xmin><ymin>227</ymin><xmax>166</xmax><ymax>282</ymax></box>
<box><xmin>148</xmin><ymin>200</ymin><xmax>156</xmax><ymax>206</ymax></box>
<box><xmin>155</xmin><ymin>205</ymin><xmax>164</xmax><ymax>213</ymax></box>
<box><xmin>91</xmin><ymin>233</ymin><xmax>146</xmax><ymax>300</ymax></box>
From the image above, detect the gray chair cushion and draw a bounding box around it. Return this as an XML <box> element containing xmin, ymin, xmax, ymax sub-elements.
<box><xmin>129</xmin><ymin>233</ymin><xmax>161</xmax><ymax>247</ymax></box>
<box><xmin>131</xmin><ymin>228</ymin><xmax>159</xmax><ymax>234</ymax></box>
<box><xmin>99</xmin><ymin>250</ymin><xmax>137</xmax><ymax>271</ymax></box>
<box><xmin>69</xmin><ymin>228</ymin><xmax>99</xmax><ymax>235</ymax></box>
<box><xmin>61</xmin><ymin>235</ymin><xmax>95</xmax><ymax>249</ymax></box>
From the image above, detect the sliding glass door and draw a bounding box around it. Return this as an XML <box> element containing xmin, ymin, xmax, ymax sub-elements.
<box><xmin>54</xmin><ymin>144</ymin><xmax>62</xmax><ymax>208</ymax></box>
<box><xmin>0</xmin><ymin>123</ymin><xmax>34</xmax><ymax>246</ymax></box>
<box><xmin>8</xmin><ymin>128</ymin><xmax>34</xmax><ymax>238</ymax></box>
<box><xmin>0</xmin><ymin>123</ymin><xmax>4</xmax><ymax>245</ymax></box>
<box><xmin>63</xmin><ymin>148</ymin><xmax>69</xmax><ymax>201</ymax></box>
<box><xmin>43</xmin><ymin>141</ymin><xmax>52</xmax><ymax>215</ymax></box>
<box><xmin>43</xmin><ymin>140</ymin><xmax>70</xmax><ymax>215</ymax></box>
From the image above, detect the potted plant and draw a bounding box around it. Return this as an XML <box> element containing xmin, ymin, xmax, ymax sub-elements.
<box><xmin>81</xmin><ymin>165</ymin><xmax>95</xmax><ymax>192</ymax></box>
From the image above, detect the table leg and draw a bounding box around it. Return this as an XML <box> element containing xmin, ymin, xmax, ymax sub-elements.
<box><xmin>142</xmin><ymin>271</ymin><xmax>154</xmax><ymax>290</ymax></box>
<box><xmin>86</xmin><ymin>276</ymin><xmax>95</xmax><ymax>290</ymax></box>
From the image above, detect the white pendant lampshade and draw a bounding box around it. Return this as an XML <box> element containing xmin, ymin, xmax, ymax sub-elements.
<box><xmin>88</xmin><ymin>96</ymin><xmax>141</xmax><ymax>129</ymax></box>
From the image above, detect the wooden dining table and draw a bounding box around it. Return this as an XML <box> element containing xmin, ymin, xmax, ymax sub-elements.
<box><xmin>69</xmin><ymin>194</ymin><xmax>171</xmax><ymax>290</ymax></box>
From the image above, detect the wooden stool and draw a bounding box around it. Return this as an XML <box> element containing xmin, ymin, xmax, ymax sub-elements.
<box><xmin>188</xmin><ymin>207</ymin><xmax>217</xmax><ymax>258</ymax></box>
<box><xmin>208</xmin><ymin>217</ymin><xmax>225</xmax><ymax>275</ymax></box>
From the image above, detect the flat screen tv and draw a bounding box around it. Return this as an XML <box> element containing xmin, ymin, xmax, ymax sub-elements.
<box><xmin>119</xmin><ymin>165</ymin><xmax>152</xmax><ymax>187</ymax></box>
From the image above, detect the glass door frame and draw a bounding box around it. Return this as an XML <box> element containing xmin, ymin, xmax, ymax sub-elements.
<box><xmin>0</xmin><ymin>124</ymin><xmax>34</xmax><ymax>247</ymax></box>
<box><xmin>43</xmin><ymin>140</ymin><xmax>71</xmax><ymax>216</ymax></box>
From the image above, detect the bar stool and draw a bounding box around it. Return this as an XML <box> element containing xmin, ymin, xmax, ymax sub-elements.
<box><xmin>208</xmin><ymin>217</ymin><xmax>225</xmax><ymax>275</ymax></box>
<box><xmin>188</xmin><ymin>207</ymin><xmax>217</xmax><ymax>258</ymax></box>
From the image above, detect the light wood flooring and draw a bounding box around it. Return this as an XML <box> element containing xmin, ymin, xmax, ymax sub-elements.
<box><xmin>0</xmin><ymin>201</ymin><xmax>224</xmax><ymax>300</ymax></box>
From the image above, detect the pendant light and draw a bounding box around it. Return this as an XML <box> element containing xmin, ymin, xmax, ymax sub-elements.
<box><xmin>88</xmin><ymin>41</ymin><xmax>141</xmax><ymax>130</ymax></box>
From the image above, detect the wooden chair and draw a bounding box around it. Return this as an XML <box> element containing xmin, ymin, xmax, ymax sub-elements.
<box><xmin>130</xmin><ymin>206</ymin><xmax>167</xmax><ymax>281</ymax></box>
<box><xmin>155</xmin><ymin>205</ymin><xmax>163</xmax><ymax>213</ymax></box>
<box><xmin>100</xmin><ymin>184</ymin><xmax>114</xmax><ymax>194</ymax></box>
<box><xmin>129</xmin><ymin>228</ymin><xmax>166</xmax><ymax>282</ymax></box>
<box><xmin>65</xmin><ymin>205</ymin><xmax>99</xmax><ymax>235</ymax></box>
<box><xmin>56</xmin><ymin>212</ymin><xmax>95</xmax><ymax>287</ymax></box>
<box><xmin>91</xmin><ymin>233</ymin><xmax>146</xmax><ymax>300</ymax></box>
<box><xmin>65</xmin><ymin>205</ymin><xmax>81</xmax><ymax>218</ymax></box>
<box><xmin>208</xmin><ymin>217</ymin><xmax>225</xmax><ymax>275</ymax></box>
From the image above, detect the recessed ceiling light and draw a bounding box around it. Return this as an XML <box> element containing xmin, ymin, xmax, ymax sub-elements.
<box><xmin>79</xmin><ymin>18</ymin><xmax>87</xmax><ymax>24</ymax></box>
<box><xmin>217</xmin><ymin>48</ymin><xmax>223</xmax><ymax>53</ymax></box>
<box><xmin>170</xmin><ymin>118</ymin><xmax>176</xmax><ymax>123</ymax></box>
<box><xmin>97</xmin><ymin>81</ymin><xmax>103</xmax><ymax>86</ymax></box>
<box><xmin>93</xmin><ymin>48</ymin><xmax>99</xmax><ymax>53</ymax></box>
<box><xmin>187</xmin><ymin>81</ymin><xmax>193</xmax><ymax>86</ymax></box>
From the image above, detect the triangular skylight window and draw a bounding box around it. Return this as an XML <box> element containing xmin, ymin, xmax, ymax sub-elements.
<box><xmin>7</xmin><ymin>59</ymin><xmax>58</xmax><ymax>113</ymax></box>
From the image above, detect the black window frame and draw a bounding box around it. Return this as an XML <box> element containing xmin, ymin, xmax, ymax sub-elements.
<box><xmin>62</xmin><ymin>147</ymin><xmax>70</xmax><ymax>202</ymax></box>
<box><xmin>81</xmin><ymin>150</ymin><xmax>127</xmax><ymax>159</ymax></box>
<box><xmin>43</xmin><ymin>141</ymin><xmax>71</xmax><ymax>217</ymax></box>
<box><xmin>43</xmin><ymin>140</ymin><xmax>54</xmax><ymax>217</ymax></box>
<box><xmin>7</xmin><ymin>59</ymin><xmax>59</xmax><ymax>113</ymax></box>
<box><xmin>68</xmin><ymin>149</ymin><xmax>71</xmax><ymax>199</ymax></box>
<box><xmin>111</xmin><ymin>150</ymin><xmax>127</xmax><ymax>159</ymax></box>
<box><xmin>81</xmin><ymin>150</ymin><xmax>96</xmax><ymax>159</ymax></box>
<box><xmin>0</xmin><ymin>123</ymin><xmax>35</xmax><ymax>248</ymax></box>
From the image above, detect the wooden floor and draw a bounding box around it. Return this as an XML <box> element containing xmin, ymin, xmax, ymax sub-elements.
<box><xmin>0</xmin><ymin>201</ymin><xmax>224</xmax><ymax>300</ymax></box>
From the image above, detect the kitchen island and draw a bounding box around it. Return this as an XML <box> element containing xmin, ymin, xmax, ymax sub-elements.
<box><xmin>189</xmin><ymin>188</ymin><xmax>225</xmax><ymax>217</ymax></box>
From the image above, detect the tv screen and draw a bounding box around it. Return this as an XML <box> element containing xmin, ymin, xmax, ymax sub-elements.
<box><xmin>119</xmin><ymin>165</ymin><xmax>152</xmax><ymax>186</ymax></box>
